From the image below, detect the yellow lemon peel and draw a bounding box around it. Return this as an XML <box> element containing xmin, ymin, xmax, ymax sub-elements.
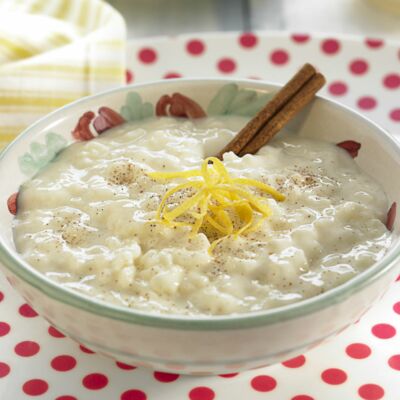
<box><xmin>148</xmin><ymin>157</ymin><xmax>285</xmax><ymax>251</ymax></box>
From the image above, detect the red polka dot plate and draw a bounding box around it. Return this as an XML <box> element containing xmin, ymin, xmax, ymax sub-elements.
<box><xmin>1</xmin><ymin>31</ymin><xmax>400</xmax><ymax>399</ymax></box>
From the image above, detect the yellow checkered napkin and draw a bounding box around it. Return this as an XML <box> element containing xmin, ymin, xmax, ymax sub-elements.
<box><xmin>0</xmin><ymin>0</ymin><xmax>126</xmax><ymax>148</ymax></box>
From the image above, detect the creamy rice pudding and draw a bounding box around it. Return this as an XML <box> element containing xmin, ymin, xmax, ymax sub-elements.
<box><xmin>12</xmin><ymin>116</ymin><xmax>392</xmax><ymax>315</ymax></box>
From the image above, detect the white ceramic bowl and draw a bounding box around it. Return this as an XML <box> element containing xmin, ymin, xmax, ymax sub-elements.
<box><xmin>1</xmin><ymin>79</ymin><xmax>399</xmax><ymax>375</ymax></box>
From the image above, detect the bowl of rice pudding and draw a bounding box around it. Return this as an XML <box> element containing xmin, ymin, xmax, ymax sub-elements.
<box><xmin>0</xmin><ymin>74</ymin><xmax>399</xmax><ymax>374</ymax></box>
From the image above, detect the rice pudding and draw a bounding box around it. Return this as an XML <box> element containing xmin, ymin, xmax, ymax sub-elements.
<box><xmin>12</xmin><ymin>116</ymin><xmax>392</xmax><ymax>315</ymax></box>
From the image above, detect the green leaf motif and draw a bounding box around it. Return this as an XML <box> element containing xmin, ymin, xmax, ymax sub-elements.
<box><xmin>207</xmin><ymin>84</ymin><xmax>274</xmax><ymax>117</ymax></box>
<box><xmin>207</xmin><ymin>83</ymin><xmax>239</xmax><ymax>115</ymax></box>
<box><xmin>120</xmin><ymin>92</ymin><xmax>154</xmax><ymax>121</ymax></box>
<box><xmin>18</xmin><ymin>132</ymin><xmax>67</xmax><ymax>176</ymax></box>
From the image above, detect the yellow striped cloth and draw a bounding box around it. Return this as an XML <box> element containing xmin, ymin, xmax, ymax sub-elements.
<box><xmin>0</xmin><ymin>0</ymin><xmax>126</xmax><ymax>148</ymax></box>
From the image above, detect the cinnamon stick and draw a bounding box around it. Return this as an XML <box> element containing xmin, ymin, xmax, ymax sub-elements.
<box><xmin>239</xmin><ymin>73</ymin><xmax>325</xmax><ymax>155</ymax></box>
<box><xmin>215</xmin><ymin>63</ymin><xmax>325</xmax><ymax>158</ymax></box>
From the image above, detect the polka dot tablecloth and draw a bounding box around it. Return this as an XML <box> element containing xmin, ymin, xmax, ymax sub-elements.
<box><xmin>127</xmin><ymin>32</ymin><xmax>400</xmax><ymax>136</ymax></box>
<box><xmin>1</xmin><ymin>31</ymin><xmax>400</xmax><ymax>399</ymax></box>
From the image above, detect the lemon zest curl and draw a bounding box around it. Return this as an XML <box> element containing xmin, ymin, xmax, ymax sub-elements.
<box><xmin>148</xmin><ymin>157</ymin><xmax>285</xmax><ymax>251</ymax></box>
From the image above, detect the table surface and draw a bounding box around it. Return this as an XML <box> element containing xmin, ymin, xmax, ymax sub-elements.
<box><xmin>109</xmin><ymin>0</ymin><xmax>400</xmax><ymax>40</ymax></box>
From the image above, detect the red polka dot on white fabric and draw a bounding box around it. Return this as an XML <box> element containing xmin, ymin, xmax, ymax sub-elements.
<box><xmin>79</xmin><ymin>345</ymin><xmax>95</xmax><ymax>354</ymax></box>
<box><xmin>321</xmin><ymin>368</ymin><xmax>347</xmax><ymax>385</ymax></box>
<box><xmin>22</xmin><ymin>379</ymin><xmax>49</xmax><ymax>396</ymax></box>
<box><xmin>282</xmin><ymin>355</ymin><xmax>306</xmax><ymax>368</ymax></box>
<box><xmin>56</xmin><ymin>396</ymin><xmax>77</xmax><ymax>400</ymax></box>
<box><xmin>186</xmin><ymin>39</ymin><xmax>205</xmax><ymax>55</ymax></box>
<box><xmin>388</xmin><ymin>354</ymin><xmax>400</xmax><ymax>370</ymax></box>
<box><xmin>390</xmin><ymin>108</ymin><xmax>400</xmax><ymax>122</ymax></box>
<box><xmin>19</xmin><ymin>303</ymin><xmax>38</xmax><ymax>318</ymax></box>
<box><xmin>321</xmin><ymin>39</ymin><xmax>340</xmax><ymax>54</ymax></box>
<box><xmin>116</xmin><ymin>361</ymin><xmax>136</xmax><ymax>370</ymax></box>
<box><xmin>0</xmin><ymin>362</ymin><xmax>10</xmax><ymax>378</ymax></box>
<box><xmin>48</xmin><ymin>326</ymin><xmax>65</xmax><ymax>338</ymax></box>
<box><xmin>349</xmin><ymin>59</ymin><xmax>369</xmax><ymax>75</ymax></box>
<box><xmin>0</xmin><ymin>291</ymin><xmax>4</xmax><ymax>302</ymax></box>
<box><xmin>217</xmin><ymin>58</ymin><xmax>237</xmax><ymax>73</ymax></box>
<box><xmin>126</xmin><ymin>69</ymin><xmax>134</xmax><ymax>84</ymax></box>
<box><xmin>358</xmin><ymin>384</ymin><xmax>385</xmax><ymax>400</ymax></box>
<box><xmin>357</xmin><ymin>96</ymin><xmax>377</xmax><ymax>110</ymax></box>
<box><xmin>383</xmin><ymin>73</ymin><xmax>400</xmax><ymax>89</ymax></box>
<box><xmin>270</xmin><ymin>49</ymin><xmax>289</xmax><ymax>65</ymax></box>
<box><xmin>291</xmin><ymin>396</ymin><xmax>314</xmax><ymax>400</ymax></box>
<box><xmin>15</xmin><ymin>341</ymin><xmax>40</xmax><ymax>357</ymax></box>
<box><xmin>291</xmin><ymin>33</ymin><xmax>310</xmax><ymax>43</ymax></box>
<box><xmin>163</xmin><ymin>72</ymin><xmax>182</xmax><ymax>79</ymax></box>
<box><xmin>121</xmin><ymin>389</ymin><xmax>147</xmax><ymax>400</ymax></box>
<box><xmin>82</xmin><ymin>373</ymin><xmax>108</xmax><ymax>390</ymax></box>
<box><xmin>188</xmin><ymin>386</ymin><xmax>215</xmax><ymax>400</ymax></box>
<box><xmin>393</xmin><ymin>301</ymin><xmax>400</xmax><ymax>314</ymax></box>
<box><xmin>328</xmin><ymin>81</ymin><xmax>348</xmax><ymax>96</ymax></box>
<box><xmin>0</xmin><ymin>321</ymin><xmax>10</xmax><ymax>337</ymax></box>
<box><xmin>346</xmin><ymin>343</ymin><xmax>371</xmax><ymax>359</ymax></box>
<box><xmin>251</xmin><ymin>375</ymin><xmax>277</xmax><ymax>392</ymax></box>
<box><xmin>239</xmin><ymin>33</ymin><xmax>258</xmax><ymax>48</ymax></box>
<box><xmin>138</xmin><ymin>48</ymin><xmax>157</xmax><ymax>64</ymax></box>
<box><xmin>153</xmin><ymin>371</ymin><xmax>180</xmax><ymax>383</ymax></box>
<box><xmin>219</xmin><ymin>373</ymin><xmax>239</xmax><ymax>378</ymax></box>
<box><xmin>51</xmin><ymin>355</ymin><xmax>77</xmax><ymax>372</ymax></box>
<box><xmin>365</xmin><ymin>38</ymin><xmax>384</xmax><ymax>48</ymax></box>
<box><xmin>371</xmin><ymin>323</ymin><xmax>396</xmax><ymax>339</ymax></box>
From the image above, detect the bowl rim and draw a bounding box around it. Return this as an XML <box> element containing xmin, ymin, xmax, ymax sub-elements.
<box><xmin>1</xmin><ymin>77</ymin><xmax>400</xmax><ymax>330</ymax></box>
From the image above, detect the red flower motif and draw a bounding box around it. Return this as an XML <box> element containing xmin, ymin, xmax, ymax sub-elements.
<box><xmin>72</xmin><ymin>108</ymin><xmax>125</xmax><ymax>141</ymax></box>
<box><xmin>336</xmin><ymin>140</ymin><xmax>361</xmax><ymax>158</ymax></box>
<box><xmin>386</xmin><ymin>202</ymin><xmax>396</xmax><ymax>231</ymax></box>
<box><xmin>156</xmin><ymin>93</ymin><xmax>206</xmax><ymax>118</ymax></box>
<box><xmin>7</xmin><ymin>192</ymin><xmax>18</xmax><ymax>215</ymax></box>
<box><xmin>93</xmin><ymin>107</ymin><xmax>125</xmax><ymax>134</ymax></box>
<box><xmin>72</xmin><ymin>111</ymin><xmax>95</xmax><ymax>141</ymax></box>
